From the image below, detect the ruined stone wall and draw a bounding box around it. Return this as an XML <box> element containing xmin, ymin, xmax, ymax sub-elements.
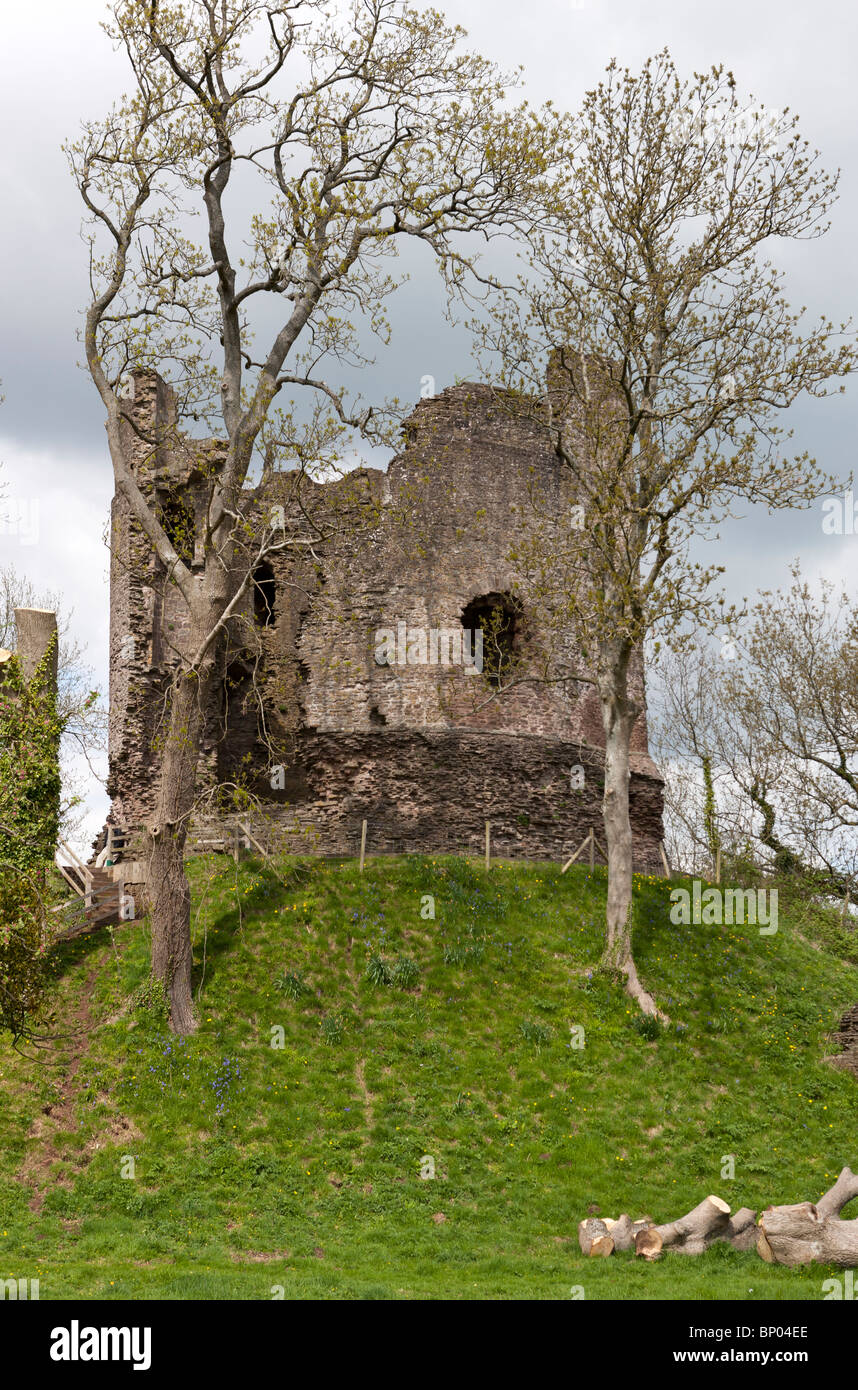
<box><xmin>107</xmin><ymin>374</ymin><xmax>664</xmax><ymax>868</ymax></box>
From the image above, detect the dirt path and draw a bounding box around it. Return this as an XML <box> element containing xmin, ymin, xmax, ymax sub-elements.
<box><xmin>16</xmin><ymin>963</ymin><xmax>136</xmax><ymax>1213</ymax></box>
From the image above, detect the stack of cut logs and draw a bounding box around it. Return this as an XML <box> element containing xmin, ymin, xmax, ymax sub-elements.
<box><xmin>578</xmin><ymin>1166</ymin><xmax>858</xmax><ymax>1267</ymax></box>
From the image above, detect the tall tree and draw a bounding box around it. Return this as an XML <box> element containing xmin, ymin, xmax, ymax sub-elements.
<box><xmin>69</xmin><ymin>0</ymin><xmax>546</xmax><ymax>1032</ymax></box>
<box><xmin>475</xmin><ymin>51</ymin><xmax>855</xmax><ymax>1013</ymax></box>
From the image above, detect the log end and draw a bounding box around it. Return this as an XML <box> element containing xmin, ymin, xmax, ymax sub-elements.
<box><xmin>635</xmin><ymin>1227</ymin><xmax>663</xmax><ymax>1261</ymax></box>
<box><xmin>756</xmin><ymin>1227</ymin><xmax>775</xmax><ymax>1263</ymax></box>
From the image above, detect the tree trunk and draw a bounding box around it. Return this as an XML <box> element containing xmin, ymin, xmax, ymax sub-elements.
<box><xmin>14</xmin><ymin>607</ymin><xmax>59</xmax><ymax>686</ymax></box>
<box><xmin>147</xmin><ymin>625</ymin><xmax>219</xmax><ymax>1035</ymax></box>
<box><xmin>701</xmin><ymin>751</ymin><xmax>721</xmax><ymax>868</ymax></box>
<box><xmin>598</xmin><ymin>656</ymin><xmax>663</xmax><ymax>1018</ymax></box>
<box><xmin>633</xmin><ymin>1201</ymin><xmax>758</xmax><ymax>1259</ymax></box>
<box><xmin>757</xmin><ymin>1166</ymin><xmax>858</xmax><ymax>1268</ymax></box>
<box><xmin>723</xmin><ymin>1207</ymin><xmax>759</xmax><ymax>1252</ymax></box>
<box><xmin>639</xmin><ymin>1194</ymin><xmax>731</xmax><ymax>1257</ymax></box>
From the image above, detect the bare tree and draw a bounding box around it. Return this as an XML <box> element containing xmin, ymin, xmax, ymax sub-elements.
<box><xmin>69</xmin><ymin>0</ymin><xmax>547</xmax><ymax>1031</ymax></box>
<box><xmin>651</xmin><ymin>569</ymin><xmax>858</xmax><ymax>897</ymax></box>
<box><xmin>650</xmin><ymin>640</ymin><xmax>775</xmax><ymax>875</ymax></box>
<box><xmin>474</xmin><ymin>51</ymin><xmax>855</xmax><ymax>1014</ymax></box>
<box><xmin>728</xmin><ymin>570</ymin><xmax>858</xmax><ymax>889</ymax></box>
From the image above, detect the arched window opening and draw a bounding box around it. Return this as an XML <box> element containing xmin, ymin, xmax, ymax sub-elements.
<box><xmin>460</xmin><ymin>591</ymin><xmax>522</xmax><ymax>689</ymax></box>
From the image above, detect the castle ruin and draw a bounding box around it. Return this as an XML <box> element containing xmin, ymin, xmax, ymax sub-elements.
<box><xmin>106</xmin><ymin>371</ymin><xmax>664</xmax><ymax>868</ymax></box>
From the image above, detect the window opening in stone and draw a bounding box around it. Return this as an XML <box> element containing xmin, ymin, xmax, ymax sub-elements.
<box><xmin>157</xmin><ymin>495</ymin><xmax>195</xmax><ymax>565</ymax></box>
<box><xmin>221</xmin><ymin>656</ymin><xmax>253</xmax><ymax>723</ymax></box>
<box><xmin>253</xmin><ymin>562</ymin><xmax>276</xmax><ymax>627</ymax></box>
<box><xmin>460</xmin><ymin>591</ymin><xmax>521</xmax><ymax>689</ymax></box>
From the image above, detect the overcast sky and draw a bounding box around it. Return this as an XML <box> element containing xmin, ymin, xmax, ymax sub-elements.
<box><xmin>1</xmin><ymin>0</ymin><xmax>856</xmax><ymax>851</ymax></box>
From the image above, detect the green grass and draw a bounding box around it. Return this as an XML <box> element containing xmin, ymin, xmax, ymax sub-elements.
<box><xmin>1</xmin><ymin>855</ymin><xmax>857</xmax><ymax>1300</ymax></box>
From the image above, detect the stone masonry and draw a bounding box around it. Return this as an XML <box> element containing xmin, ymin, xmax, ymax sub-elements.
<box><xmin>106</xmin><ymin>371</ymin><xmax>664</xmax><ymax>868</ymax></box>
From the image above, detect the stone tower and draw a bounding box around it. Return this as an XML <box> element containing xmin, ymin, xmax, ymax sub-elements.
<box><xmin>106</xmin><ymin>372</ymin><xmax>664</xmax><ymax>866</ymax></box>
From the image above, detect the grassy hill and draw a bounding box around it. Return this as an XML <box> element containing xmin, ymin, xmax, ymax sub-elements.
<box><xmin>1</xmin><ymin>854</ymin><xmax>857</xmax><ymax>1300</ymax></box>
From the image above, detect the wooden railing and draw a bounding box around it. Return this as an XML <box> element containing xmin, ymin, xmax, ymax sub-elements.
<box><xmin>54</xmin><ymin>838</ymin><xmax>93</xmax><ymax>908</ymax></box>
<box><xmin>51</xmin><ymin>825</ymin><xmax>137</xmax><ymax>916</ymax></box>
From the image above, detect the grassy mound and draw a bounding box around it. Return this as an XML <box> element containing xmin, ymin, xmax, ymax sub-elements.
<box><xmin>1</xmin><ymin>856</ymin><xmax>856</xmax><ymax>1300</ymax></box>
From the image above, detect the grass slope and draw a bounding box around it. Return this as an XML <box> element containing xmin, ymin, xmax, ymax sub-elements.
<box><xmin>1</xmin><ymin>856</ymin><xmax>857</xmax><ymax>1300</ymax></box>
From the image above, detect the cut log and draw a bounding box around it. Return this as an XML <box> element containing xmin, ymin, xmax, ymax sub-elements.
<box><xmin>756</xmin><ymin>1203</ymin><xmax>858</xmax><ymax>1268</ymax></box>
<box><xmin>724</xmin><ymin>1207</ymin><xmax>758</xmax><ymax>1252</ymax></box>
<box><xmin>576</xmin><ymin>1170</ymin><xmax>858</xmax><ymax>1268</ymax></box>
<box><xmin>586</xmin><ymin>1197</ymin><xmax>750</xmax><ymax>1259</ymax></box>
<box><xmin>579</xmin><ymin>1213</ymin><xmax>652</xmax><ymax>1255</ymax></box>
<box><xmin>603</xmin><ymin>1214</ymin><xmax>652</xmax><ymax>1252</ymax></box>
<box><xmin>757</xmin><ymin>1167</ymin><xmax>858</xmax><ymax>1268</ymax></box>
<box><xmin>578</xmin><ymin>1217</ymin><xmax>614</xmax><ymax>1257</ymax></box>
<box><xmin>635</xmin><ymin>1227</ymin><xmax>663</xmax><ymax>1261</ymax></box>
<box><xmin>815</xmin><ymin>1165</ymin><xmax>858</xmax><ymax>1220</ymax></box>
<box><xmin>650</xmin><ymin>1194</ymin><xmax>731</xmax><ymax>1256</ymax></box>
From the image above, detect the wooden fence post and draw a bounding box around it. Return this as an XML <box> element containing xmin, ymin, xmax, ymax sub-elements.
<box><xmin>561</xmin><ymin>830</ymin><xmax>596</xmax><ymax>875</ymax></box>
<box><xmin>485</xmin><ymin>821</ymin><xmax>491</xmax><ymax>873</ymax></box>
<box><xmin>239</xmin><ymin>820</ymin><xmax>270</xmax><ymax>861</ymax></box>
<box><xmin>359</xmin><ymin>819</ymin><xmax>367</xmax><ymax>873</ymax></box>
<box><xmin>589</xmin><ymin>827</ymin><xmax>595</xmax><ymax>872</ymax></box>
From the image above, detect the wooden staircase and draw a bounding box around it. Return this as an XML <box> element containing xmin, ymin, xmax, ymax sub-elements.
<box><xmin>85</xmin><ymin>868</ymin><xmax>122</xmax><ymax>928</ymax></box>
<box><xmin>53</xmin><ymin>833</ymin><xmax>127</xmax><ymax>940</ymax></box>
<box><xmin>51</xmin><ymin>819</ymin><xmax>262</xmax><ymax>942</ymax></box>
